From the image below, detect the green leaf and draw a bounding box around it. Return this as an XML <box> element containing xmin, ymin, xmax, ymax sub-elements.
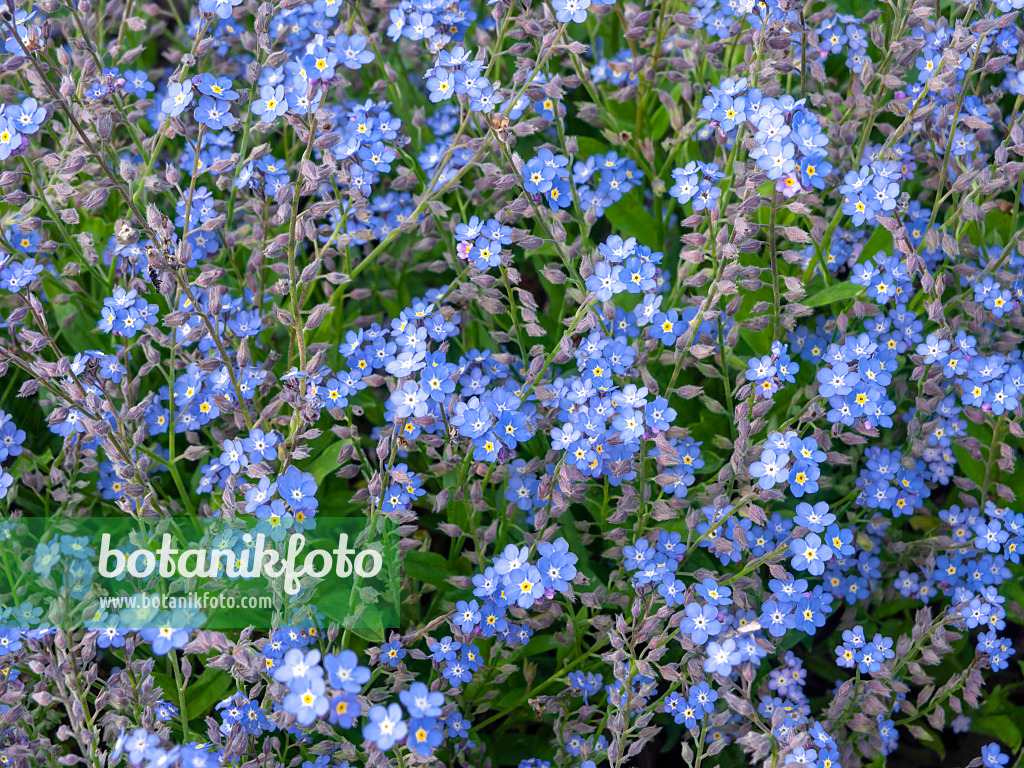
<box><xmin>974</xmin><ymin>715</ymin><xmax>1023</xmax><ymax>752</ymax></box>
<box><xmin>307</xmin><ymin>440</ymin><xmax>346</xmax><ymax>484</ymax></box>
<box><xmin>875</xmin><ymin>596</ymin><xmax>915</xmax><ymax>620</ymax></box>
<box><xmin>574</xmin><ymin>136</ymin><xmax>609</xmax><ymax>159</ymax></box>
<box><xmin>605</xmin><ymin>191</ymin><xmax>659</xmax><ymax>243</ymax></box>
<box><xmin>984</xmin><ymin>209</ymin><xmax>1015</xmax><ymax>243</ymax></box>
<box><xmin>403</xmin><ymin>550</ymin><xmax>453</xmax><ymax>589</ymax></box>
<box><xmin>861</xmin><ymin>224</ymin><xmax>894</xmax><ymax>260</ymax></box>
<box><xmin>951</xmin><ymin>418</ymin><xmax>991</xmax><ymax>491</ymax></box>
<box><xmin>804</xmin><ymin>281</ymin><xmax>866</xmax><ymax>307</ymax></box>
<box><xmin>520</xmin><ymin>633</ymin><xmax>560</xmax><ymax>658</ymax></box>
<box><xmin>343</xmin><ymin>603</ymin><xmax>386</xmax><ymax>643</ymax></box>
<box><xmin>182</xmin><ymin>669</ymin><xmax>234</xmax><ymax>724</ymax></box>
<box><xmin>549</xmin><ymin>507</ymin><xmax>600</xmax><ymax>583</ymax></box>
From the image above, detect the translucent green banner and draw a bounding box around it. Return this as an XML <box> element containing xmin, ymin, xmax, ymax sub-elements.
<box><xmin>0</xmin><ymin>515</ymin><xmax>400</xmax><ymax>636</ymax></box>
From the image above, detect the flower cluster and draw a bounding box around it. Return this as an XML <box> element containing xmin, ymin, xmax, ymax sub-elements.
<box><xmin>0</xmin><ymin>0</ymin><xmax>1022</xmax><ymax>768</ymax></box>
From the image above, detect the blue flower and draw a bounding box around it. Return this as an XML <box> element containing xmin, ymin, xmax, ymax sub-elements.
<box><xmin>0</xmin><ymin>257</ymin><xmax>44</xmax><ymax>292</ymax></box>
<box><xmin>612</xmin><ymin>408</ymin><xmax>644</xmax><ymax>443</ymax></box>
<box><xmin>916</xmin><ymin>333</ymin><xmax>951</xmax><ymax>365</ymax></box>
<box><xmin>403</xmin><ymin>716</ymin><xmax>441</xmax><ymax>756</ymax></box>
<box><xmin>390</xmin><ymin>381</ymin><xmax>429</xmax><ymax>418</ymax></box>
<box><xmin>749</xmin><ymin>448</ymin><xmax>788</xmax><ymax>489</ymax></box>
<box><xmin>681</xmin><ymin>603</ymin><xmax>721</xmax><ymax>645</ymax></box>
<box><xmin>358</xmin><ymin>141</ymin><xmax>396</xmax><ymax>173</ymax></box>
<box><xmin>586</xmin><ymin>261</ymin><xmax>626</xmax><ymax>301</ymax></box>
<box><xmin>427</xmin><ymin>68</ymin><xmax>455</xmax><ymax>102</ymax></box>
<box><xmin>790</xmin><ymin>534</ymin><xmax>833</xmax><ymax>576</ymax></box>
<box><xmin>507</xmin><ymin>566</ymin><xmax>544</xmax><ymax>608</ymax></box>
<box><xmin>759</xmin><ymin>599</ymin><xmax>793</xmax><ymax>637</ymax></box>
<box><xmin>788</xmin><ymin>461</ymin><xmax>820</xmax><ymax>497</ymax></box>
<box><xmin>982</xmin><ymin>744</ymin><xmax>1009</xmax><ymax>768</ymax></box>
<box><xmin>197</xmin><ymin>0</ymin><xmax>243</xmax><ymax>19</ymax></box>
<box><xmin>380</xmin><ymin>640</ymin><xmax>406</xmax><ymax>667</ymax></box>
<box><xmin>703</xmin><ymin>639</ymin><xmax>741</xmax><ymax>676</ymax></box>
<box><xmin>442</xmin><ymin>656</ymin><xmax>473</xmax><ymax>686</ymax></box>
<box><xmin>161</xmin><ymin>81</ymin><xmax>194</xmax><ymax>117</ymax></box>
<box><xmin>399</xmin><ymin>682</ymin><xmax>444</xmax><ymax>717</ymax></box>
<box><xmin>689</xmin><ymin>681</ymin><xmax>718</xmax><ymax>715</ymax></box>
<box><xmin>695</xmin><ymin>577</ymin><xmax>732</xmax><ymax>606</ymax></box>
<box><xmin>121</xmin><ymin>729</ymin><xmax>159</xmax><ymax>766</ymax></box>
<box><xmin>825</xmin><ymin>524</ymin><xmax>855</xmax><ymax>557</ymax></box>
<box><xmin>334</xmin><ymin>33</ymin><xmax>375</xmax><ymax>70</ymax></box>
<box><xmin>537</xmin><ymin>539</ymin><xmax>578</xmax><ymax>592</ymax></box>
<box><xmin>324</xmin><ymin>650</ymin><xmax>369</xmax><ymax>692</ymax></box>
<box><xmin>252</xmin><ymin>85</ymin><xmax>288</xmax><ymax>122</ymax></box>
<box><xmin>273</xmin><ymin>648</ymin><xmax>321</xmax><ymax>687</ymax></box>
<box><xmin>32</xmin><ymin>540</ymin><xmax>60</xmax><ymax>578</ymax></box>
<box><xmin>328</xmin><ymin>692</ymin><xmax>360</xmax><ymax>728</ymax></box>
<box><xmin>283</xmin><ymin>675</ymin><xmax>328</xmax><ymax>725</ymax></box>
<box><xmin>552</xmin><ymin>0</ymin><xmax>590</xmax><ymax>23</ymax></box>
<box><xmin>192</xmin><ymin>96</ymin><xmax>235</xmax><ymax>130</ymax></box>
<box><xmin>429</xmin><ymin>636</ymin><xmax>462</xmax><ymax>663</ymax></box>
<box><xmin>122</xmin><ymin>70</ymin><xmax>154</xmax><ymax>97</ymax></box>
<box><xmin>453</xmin><ymin>600</ymin><xmax>481</xmax><ymax>632</ymax></box>
<box><xmin>139</xmin><ymin>617</ymin><xmax>191</xmax><ymax>656</ymax></box>
<box><xmin>6</xmin><ymin>97</ymin><xmax>45</xmax><ymax>134</ymax></box>
<box><xmin>789</xmin><ymin>437</ymin><xmax>826</xmax><ymax>466</ymax></box>
<box><xmin>278</xmin><ymin>465</ymin><xmax>318</xmax><ymax>510</ymax></box>
<box><xmin>650</xmin><ymin>310</ymin><xmax>685</xmax><ymax>346</ymax></box>
<box><xmin>362</xmin><ymin>703</ymin><xmax>407</xmax><ymax>750</ymax></box>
